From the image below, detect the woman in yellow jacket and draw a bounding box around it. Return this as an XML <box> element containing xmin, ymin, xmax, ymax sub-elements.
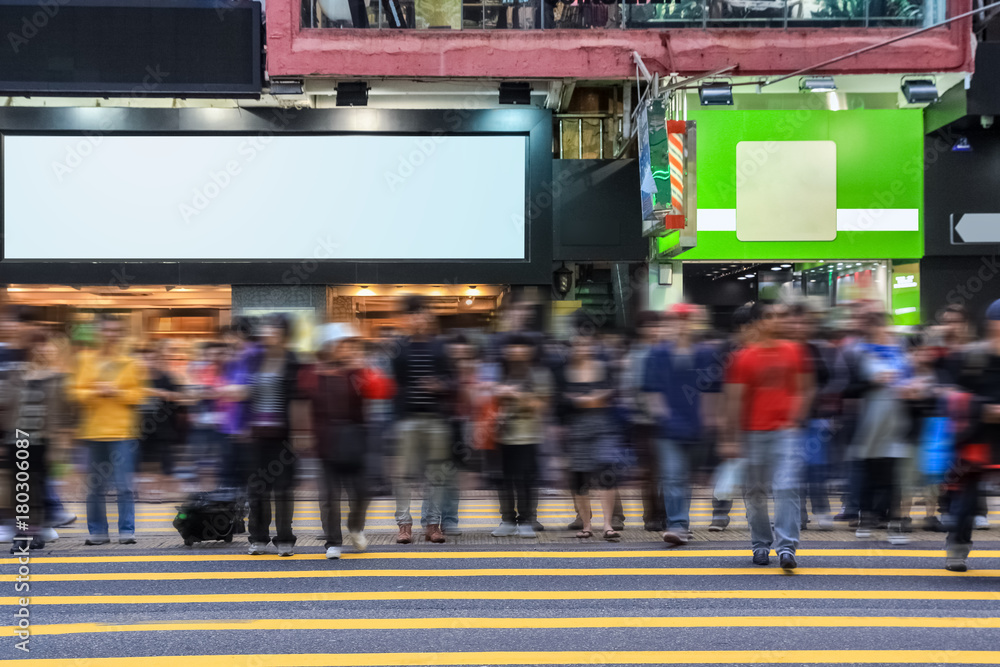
<box><xmin>71</xmin><ymin>315</ymin><xmax>145</xmax><ymax>546</ymax></box>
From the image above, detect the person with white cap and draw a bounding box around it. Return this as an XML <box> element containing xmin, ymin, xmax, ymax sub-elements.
<box><xmin>300</xmin><ymin>322</ymin><xmax>389</xmax><ymax>559</ymax></box>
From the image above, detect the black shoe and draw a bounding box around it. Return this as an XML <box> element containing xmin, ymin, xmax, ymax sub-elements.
<box><xmin>779</xmin><ymin>552</ymin><xmax>797</xmax><ymax>571</ymax></box>
<box><xmin>752</xmin><ymin>549</ymin><xmax>770</xmax><ymax>566</ymax></box>
<box><xmin>900</xmin><ymin>517</ymin><xmax>913</xmax><ymax>533</ymax></box>
<box><xmin>945</xmin><ymin>557</ymin><xmax>968</xmax><ymax>572</ymax></box>
<box><xmin>708</xmin><ymin>516</ymin><xmax>730</xmax><ymax>532</ymax></box>
<box><xmin>833</xmin><ymin>510</ymin><xmax>857</xmax><ymax>522</ymax></box>
<box><xmin>644</xmin><ymin>521</ymin><xmax>666</xmax><ymax>532</ymax></box>
<box><xmin>611</xmin><ymin>518</ymin><xmax>626</xmax><ymax>532</ymax></box>
<box><xmin>566</xmin><ymin>518</ymin><xmax>584</xmax><ymax>531</ymax></box>
<box><xmin>531</xmin><ymin>521</ymin><xmax>545</xmax><ymax>532</ymax></box>
<box><xmin>923</xmin><ymin>516</ymin><xmax>946</xmax><ymax>533</ymax></box>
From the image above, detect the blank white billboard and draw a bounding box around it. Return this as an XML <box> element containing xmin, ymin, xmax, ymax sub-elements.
<box><xmin>3</xmin><ymin>134</ymin><xmax>527</xmax><ymax>260</ymax></box>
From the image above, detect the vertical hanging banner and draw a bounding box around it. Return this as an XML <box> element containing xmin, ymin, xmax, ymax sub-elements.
<box><xmin>638</xmin><ymin>104</ymin><xmax>657</xmax><ymax>234</ymax></box>
<box><xmin>664</xmin><ymin>120</ymin><xmax>687</xmax><ymax>230</ymax></box>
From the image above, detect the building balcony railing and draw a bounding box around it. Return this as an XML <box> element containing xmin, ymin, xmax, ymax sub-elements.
<box><xmin>302</xmin><ymin>0</ymin><xmax>944</xmax><ymax>30</ymax></box>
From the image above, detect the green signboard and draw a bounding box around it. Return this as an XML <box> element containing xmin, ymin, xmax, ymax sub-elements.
<box><xmin>677</xmin><ymin>108</ymin><xmax>924</xmax><ymax>261</ymax></box>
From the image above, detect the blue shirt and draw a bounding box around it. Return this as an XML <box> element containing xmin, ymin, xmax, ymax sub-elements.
<box><xmin>642</xmin><ymin>343</ymin><xmax>718</xmax><ymax>443</ymax></box>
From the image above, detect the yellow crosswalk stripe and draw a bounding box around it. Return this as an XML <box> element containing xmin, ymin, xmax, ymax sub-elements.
<box><xmin>5</xmin><ymin>548</ymin><xmax>995</xmax><ymax>566</ymax></box>
<box><xmin>5</xmin><ymin>566</ymin><xmax>996</xmax><ymax>582</ymax></box>
<box><xmin>25</xmin><ymin>616</ymin><xmax>1000</xmax><ymax>636</ymax></box>
<box><xmin>5</xmin><ymin>589</ymin><xmax>998</xmax><ymax>605</ymax></box>
<box><xmin>7</xmin><ymin>650</ymin><xmax>1000</xmax><ymax>665</ymax></box>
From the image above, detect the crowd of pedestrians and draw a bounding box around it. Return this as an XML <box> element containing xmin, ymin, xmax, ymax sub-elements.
<box><xmin>2</xmin><ymin>292</ymin><xmax>1000</xmax><ymax>572</ymax></box>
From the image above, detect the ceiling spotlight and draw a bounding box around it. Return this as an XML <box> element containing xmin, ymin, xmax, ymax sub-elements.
<box><xmin>952</xmin><ymin>137</ymin><xmax>972</xmax><ymax>152</ymax></box>
<box><xmin>737</xmin><ymin>276</ymin><xmax>747</xmax><ymax>280</ymax></box>
<box><xmin>746</xmin><ymin>273</ymin><xmax>756</xmax><ymax>278</ymax></box>
<box><xmin>781</xmin><ymin>264</ymin><xmax>792</xmax><ymax>268</ymax></box>
<box><xmin>499</xmin><ymin>82</ymin><xmax>532</xmax><ymax>106</ymax></box>
<box><xmin>699</xmin><ymin>83</ymin><xmax>733</xmax><ymax>106</ymax></box>
<box><xmin>799</xmin><ymin>76</ymin><xmax>836</xmax><ymax>93</ymax></box>
<box><xmin>771</xmin><ymin>266</ymin><xmax>782</xmax><ymax>271</ymax></box>
<box><xmin>356</xmin><ymin>286</ymin><xmax>375</xmax><ymax>296</ymax></box>
<box><xmin>336</xmin><ymin>81</ymin><xmax>369</xmax><ymax>107</ymax></box>
<box><xmin>901</xmin><ymin>78</ymin><xmax>938</xmax><ymax>105</ymax></box>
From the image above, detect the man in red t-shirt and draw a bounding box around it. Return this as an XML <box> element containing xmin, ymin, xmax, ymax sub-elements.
<box><xmin>721</xmin><ymin>302</ymin><xmax>813</xmax><ymax>571</ymax></box>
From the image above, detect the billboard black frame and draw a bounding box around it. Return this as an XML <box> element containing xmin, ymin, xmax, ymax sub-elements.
<box><xmin>0</xmin><ymin>0</ymin><xmax>262</xmax><ymax>98</ymax></box>
<box><xmin>0</xmin><ymin>106</ymin><xmax>553</xmax><ymax>285</ymax></box>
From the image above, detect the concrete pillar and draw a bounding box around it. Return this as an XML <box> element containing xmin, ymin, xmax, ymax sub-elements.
<box><xmin>648</xmin><ymin>261</ymin><xmax>684</xmax><ymax>312</ymax></box>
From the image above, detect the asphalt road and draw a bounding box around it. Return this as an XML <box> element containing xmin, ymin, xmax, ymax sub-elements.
<box><xmin>4</xmin><ymin>496</ymin><xmax>1000</xmax><ymax>666</ymax></box>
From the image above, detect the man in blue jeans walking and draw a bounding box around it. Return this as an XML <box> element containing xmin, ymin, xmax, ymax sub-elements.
<box><xmin>71</xmin><ymin>315</ymin><xmax>145</xmax><ymax>545</ymax></box>
<box><xmin>721</xmin><ymin>303</ymin><xmax>813</xmax><ymax>571</ymax></box>
<box><xmin>643</xmin><ymin>303</ymin><xmax>718</xmax><ymax>546</ymax></box>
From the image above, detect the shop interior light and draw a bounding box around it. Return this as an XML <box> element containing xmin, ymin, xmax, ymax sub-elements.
<box><xmin>336</xmin><ymin>81</ymin><xmax>369</xmax><ymax>107</ymax></box>
<box><xmin>466</xmin><ymin>286</ymin><xmax>480</xmax><ymax>296</ymax></box>
<box><xmin>799</xmin><ymin>76</ymin><xmax>836</xmax><ymax>93</ymax></box>
<box><xmin>465</xmin><ymin>298</ymin><xmax>474</xmax><ymax>306</ymax></box>
<box><xmin>356</xmin><ymin>286</ymin><xmax>375</xmax><ymax>297</ymax></box>
<box><xmin>699</xmin><ymin>84</ymin><xmax>733</xmax><ymax>106</ymax></box>
<box><xmin>901</xmin><ymin>79</ymin><xmax>938</xmax><ymax>105</ymax></box>
<box><xmin>737</xmin><ymin>276</ymin><xmax>747</xmax><ymax>280</ymax></box>
<box><xmin>771</xmin><ymin>266</ymin><xmax>783</xmax><ymax>271</ymax></box>
<box><xmin>781</xmin><ymin>264</ymin><xmax>792</xmax><ymax>268</ymax></box>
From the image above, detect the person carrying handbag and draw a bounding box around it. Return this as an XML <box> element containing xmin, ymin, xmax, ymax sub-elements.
<box><xmin>301</xmin><ymin>323</ymin><xmax>376</xmax><ymax>560</ymax></box>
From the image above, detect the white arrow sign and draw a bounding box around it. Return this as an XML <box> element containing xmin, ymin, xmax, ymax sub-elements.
<box><xmin>955</xmin><ymin>213</ymin><xmax>1000</xmax><ymax>243</ymax></box>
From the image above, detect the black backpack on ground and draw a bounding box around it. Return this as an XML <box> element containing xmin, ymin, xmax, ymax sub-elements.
<box><xmin>172</xmin><ymin>489</ymin><xmax>246</xmax><ymax>546</ymax></box>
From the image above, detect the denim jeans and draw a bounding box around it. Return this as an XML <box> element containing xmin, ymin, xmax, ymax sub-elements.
<box><xmin>394</xmin><ymin>415</ymin><xmax>449</xmax><ymax>526</ymax></box>
<box><xmin>84</xmin><ymin>439</ymin><xmax>138</xmax><ymax>537</ymax></box>
<box><xmin>421</xmin><ymin>477</ymin><xmax>459</xmax><ymax>529</ymax></box>
<box><xmin>743</xmin><ymin>430</ymin><xmax>802</xmax><ymax>555</ymax></box>
<box><xmin>656</xmin><ymin>439</ymin><xmax>691</xmax><ymax>532</ymax></box>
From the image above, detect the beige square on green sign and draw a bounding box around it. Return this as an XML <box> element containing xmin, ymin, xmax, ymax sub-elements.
<box><xmin>735</xmin><ymin>140</ymin><xmax>837</xmax><ymax>242</ymax></box>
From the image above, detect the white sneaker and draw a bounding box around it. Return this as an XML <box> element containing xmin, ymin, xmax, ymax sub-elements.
<box><xmin>975</xmin><ymin>516</ymin><xmax>991</xmax><ymax>530</ymax></box>
<box><xmin>0</xmin><ymin>525</ymin><xmax>13</xmax><ymax>543</ymax></box>
<box><xmin>517</xmin><ymin>523</ymin><xmax>536</xmax><ymax>538</ymax></box>
<box><xmin>50</xmin><ymin>511</ymin><xmax>77</xmax><ymax>527</ymax></box>
<box><xmin>40</xmin><ymin>527</ymin><xmax>58</xmax><ymax>542</ymax></box>
<box><xmin>325</xmin><ymin>546</ymin><xmax>342</xmax><ymax>560</ymax></box>
<box><xmin>276</xmin><ymin>542</ymin><xmax>294</xmax><ymax>557</ymax></box>
<box><xmin>814</xmin><ymin>515</ymin><xmax>834</xmax><ymax>531</ymax></box>
<box><xmin>887</xmin><ymin>521</ymin><xmax>910</xmax><ymax>546</ymax></box>
<box><xmin>349</xmin><ymin>532</ymin><xmax>368</xmax><ymax>551</ymax></box>
<box><xmin>491</xmin><ymin>522</ymin><xmax>518</xmax><ymax>537</ymax></box>
<box><xmin>855</xmin><ymin>527</ymin><xmax>872</xmax><ymax>539</ymax></box>
<box><xmin>248</xmin><ymin>542</ymin><xmax>267</xmax><ymax>555</ymax></box>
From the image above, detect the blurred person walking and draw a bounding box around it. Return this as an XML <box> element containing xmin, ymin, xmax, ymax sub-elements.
<box><xmin>71</xmin><ymin>314</ymin><xmax>145</xmax><ymax>546</ymax></box>
<box><xmin>644</xmin><ymin>303</ymin><xmax>718</xmax><ymax>546</ymax></box>
<box><xmin>722</xmin><ymin>303</ymin><xmax>813</xmax><ymax>570</ymax></box>
<box><xmin>789</xmin><ymin>303</ymin><xmax>848</xmax><ymax>531</ymax></box>
<box><xmin>851</xmin><ymin>311</ymin><xmax>914</xmax><ymax>545</ymax></box>
<box><xmin>559</xmin><ymin>314</ymin><xmax>622</xmax><ymax>542</ymax></box>
<box><xmin>391</xmin><ymin>296</ymin><xmax>455</xmax><ymax>545</ymax></box>
<box><xmin>136</xmin><ymin>340</ymin><xmax>185</xmax><ymax>501</ymax></box>
<box><xmin>622</xmin><ymin>311</ymin><xmax>666</xmax><ymax>532</ymax></box>
<box><xmin>216</xmin><ymin>322</ymin><xmax>255</xmax><ymax>491</ymax></box>
<box><xmin>708</xmin><ymin>304</ymin><xmax>753</xmax><ymax>531</ymax></box>
<box><xmin>244</xmin><ymin>314</ymin><xmax>301</xmax><ymax>557</ymax></box>
<box><xmin>941</xmin><ymin>299</ymin><xmax>1000</xmax><ymax>571</ymax></box>
<box><xmin>301</xmin><ymin>324</ymin><xmax>377</xmax><ymax>559</ymax></box>
<box><xmin>490</xmin><ymin>333</ymin><xmax>552</xmax><ymax>539</ymax></box>
<box><xmin>4</xmin><ymin>331</ymin><xmax>72</xmax><ymax>551</ymax></box>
